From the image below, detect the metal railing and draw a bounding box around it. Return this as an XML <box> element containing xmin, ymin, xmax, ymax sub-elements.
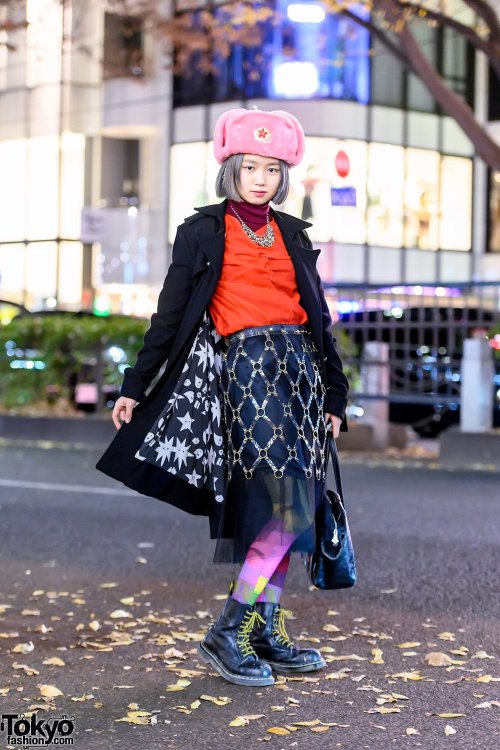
<box><xmin>324</xmin><ymin>282</ymin><xmax>500</xmax><ymax>408</ymax></box>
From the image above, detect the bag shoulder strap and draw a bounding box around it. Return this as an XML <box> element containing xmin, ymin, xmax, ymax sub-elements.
<box><xmin>328</xmin><ymin>434</ymin><xmax>345</xmax><ymax>505</ymax></box>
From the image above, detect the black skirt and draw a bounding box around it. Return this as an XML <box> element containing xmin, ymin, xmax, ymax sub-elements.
<box><xmin>212</xmin><ymin>323</ymin><xmax>328</xmax><ymax>564</ymax></box>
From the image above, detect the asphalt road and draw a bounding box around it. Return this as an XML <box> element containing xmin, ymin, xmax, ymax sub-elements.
<box><xmin>0</xmin><ymin>440</ymin><xmax>499</xmax><ymax>750</ymax></box>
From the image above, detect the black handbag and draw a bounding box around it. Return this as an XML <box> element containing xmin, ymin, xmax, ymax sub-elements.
<box><xmin>303</xmin><ymin>434</ymin><xmax>357</xmax><ymax>590</ymax></box>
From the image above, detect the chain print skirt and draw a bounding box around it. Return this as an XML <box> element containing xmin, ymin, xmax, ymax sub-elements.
<box><xmin>212</xmin><ymin>323</ymin><xmax>329</xmax><ymax>564</ymax></box>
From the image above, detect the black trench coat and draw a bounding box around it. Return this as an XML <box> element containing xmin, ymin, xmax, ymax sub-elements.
<box><xmin>96</xmin><ymin>200</ymin><xmax>349</xmax><ymax>531</ymax></box>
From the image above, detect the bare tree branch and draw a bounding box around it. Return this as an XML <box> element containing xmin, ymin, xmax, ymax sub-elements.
<box><xmin>464</xmin><ymin>0</ymin><xmax>500</xmax><ymax>39</ymax></box>
<box><xmin>379</xmin><ymin>0</ymin><xmax>500</xmax><ymax>168</ymax></box>
<box><xmin>395</xmin><ymin>0</ymin><xmax>500</xmax><ymax>78</ymax></box>
<box><xmin>338</xmin><ymin>6</ymin><xmax>410</xmax><ymax>67</ymax></box>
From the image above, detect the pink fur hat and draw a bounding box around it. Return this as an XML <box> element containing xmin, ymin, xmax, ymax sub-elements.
<box><xmin>213</xmin><ymin>107</ymin><xmax>305</xmax><ymax>166</ymax></box>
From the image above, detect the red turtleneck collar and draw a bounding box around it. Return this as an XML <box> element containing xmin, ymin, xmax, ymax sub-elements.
<box><xmin>227</xmin><ymin>198</ymin><xmax>270</xmax><ymax>231</ymax></box>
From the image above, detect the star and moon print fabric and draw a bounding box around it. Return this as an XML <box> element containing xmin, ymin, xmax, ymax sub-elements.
<box><xmin>134</xmin><ymin>312</ymin><xmax>227</xmax><ymax>503</ymax></box>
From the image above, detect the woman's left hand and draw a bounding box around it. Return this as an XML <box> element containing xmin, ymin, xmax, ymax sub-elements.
<box><xmin>325</xmin><ymin>413</ymin><xmax>342</xmax><ymax>439</ymax></box>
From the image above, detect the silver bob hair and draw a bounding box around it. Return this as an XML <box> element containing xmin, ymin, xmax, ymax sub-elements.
<box><xmin>215</xmin><ymin>153</ymin><xmax>290</xmax><ymax>205</ymax></box>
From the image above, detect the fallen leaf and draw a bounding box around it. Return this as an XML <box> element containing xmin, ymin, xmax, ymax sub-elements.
<box><xmin>109</xmin><ymin>610</ymin><xmax>131</xmax><ymax>619</ymax></box>
<box><xmin>435</xmin><ymin>713</ymin><xmax>466</xmax><ymax>719</ymax></box>
<box><xmin>199</xmin><ymin>694</ymin><xmax>232</xmax><ymax>706</ymax></box>
<box><xmin>322</xmin><ymin>624</ymin><xmax>341</xmax><ymax>633</ymax></box>
<box><xmin>310</xmin><ymin>726</ymin><xmax>330</xmax><ymax>732</ymax></box>
<box><xmin>12</xmin><ymin>663</ymin><xmax>39</xmax><ymax>676</ymax></box>
<box><xmin>166</xmin><ymin>679</ymin><xmax>191</xmax><ymax>692</ymax></box>
<box><xmin>99</xmin><ymin>582</ymin><xmax>118</xmax><ymax>588</ymax></box>
<box><xmin>406</xmin><ymin>727</ymin><xmax>419</xmax><ymax>735</ymax></box>
<box><xmin>391</xmin><ymin>671</ymin><xmax>424</xmax><ymax>681</ymax></box>
<box><xmin>229</xmin><ymin>716</ymin><xmax>248</xmax><ymax>727</ymax></box>
<box><xmin>38</xmin><ymin>684</ymin><xmax>63</xmax><ymax>698</ymax></box>
<box><xmin>267</xmin><ymin>727</ymin><xmax>290</xmax><ymax>735</ymax></box>
<box><xmin>476</xmin><ymin>674</ymin><xmax>500</xmax><ymax>683</ymax></box>
<box><xmin>293</xmin><ymin>720</ymin><xmax>321</xmax><ymax>726</ymax></box>
<box><xmin>444</xmin><ymin>725</ymin><xmax>456</xmax><ymax>735</ymax></box>
<box><xmin>88</xmin><ymin>621</ymin><xmax>100</xmax><ymax>632</ymax></box>
<box><xmin>115</xmin><ymin>710</ymin><xmax>155</xmax><ymax>725</ymax></box>
<box><xmin>42</xmin><ymin>657</ymin><xmax>65</xmax><ymax>667</ymax></box>
<box><xmin>472</xmin><ymin>650</ymin><xmax>495</xmax><ymax>660</ymax></box>
<box><xmin>397</xmin><ymin>642</ymin><xmax>421</xmax><ymax>649</ymax></box>
<box><xmin>328</xmin><ymin>654</ymin><xmax>367</xmax><ymax>661</ymax></box>
<box><xmin>379</xmin><ymin>588</ymin><xmax>398</xmax><ymax>594</ymax></box>
<box><xmin>21</xmin><ymin>609</ymin><xmax>40</xmax><ymax>616</ymax></box>
<box><xmin>12</xmin><ymin>642</ymin><xmax>35</xmax><ymax>654</ymax></box>
<box><xmin>120</xmin><ymin>597</ymin><xmax>135</xmax><ymax>605</ymax></box>
<box><xmin>70</xmin><ymin>694</ymin><xmax>94</xmax><ymax>702</ymax></box>
<box><xmin>437</xmin><ymin>632</ymin><xmax>456</xmax><ymax>642</ymax></box>
<box><xmin>325</xmin><ymin>668</ymin><xmax>352</xmax><ymax>680</ymax></box>
<box><xmin>370</xmin><ymin>648</ymin><xmax>384</xmax><ymax>664</ymax></box>
<box><xmin>425</xmin><ymin>652</ymin><xmax>464</xmax><ymax>667</ymax></box>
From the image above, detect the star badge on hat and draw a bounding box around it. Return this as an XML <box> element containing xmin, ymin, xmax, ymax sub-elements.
<box><xmin>254</xmin><ymin>126</ymin><xmax>272</xmax><ymax>143</ymax></box>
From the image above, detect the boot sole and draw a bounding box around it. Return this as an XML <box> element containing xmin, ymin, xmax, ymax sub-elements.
<box><xmin>264</xmin><ymin>657</ymin><xmax>327</xmax><ymax>674</ymax></box>
<box><xmin>197</xmin><ymin>643</ymin><xmax>275</xmax><ymax>687</ymax></box>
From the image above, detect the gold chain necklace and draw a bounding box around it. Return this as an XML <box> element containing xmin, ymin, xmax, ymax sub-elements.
<box><xmin>230</xmin><ymin>203</ymin><xmax>275</xmax><ymax>247</ymax></box>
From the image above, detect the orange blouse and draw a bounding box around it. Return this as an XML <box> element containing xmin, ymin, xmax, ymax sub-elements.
<box><xmin>208</xmin><ymin>214</ymin><xmax>308</xmax><ymax>337</ymax></box>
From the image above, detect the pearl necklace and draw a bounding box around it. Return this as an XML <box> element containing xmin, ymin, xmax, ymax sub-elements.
<box><xmin>230</xmin><ymin>203</ymin><xmax>275</xmax><ymax>247</ymax></box>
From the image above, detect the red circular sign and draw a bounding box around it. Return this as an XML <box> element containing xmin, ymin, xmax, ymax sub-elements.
<box><xmin>335</xmin><ymin>150</ymin><xmax>350</xmax><ymax>178</ymax></box>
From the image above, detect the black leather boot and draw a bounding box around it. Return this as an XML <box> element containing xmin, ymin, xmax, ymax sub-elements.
<box><xmin>197</xmin><ymin>586</ymin><xmax>275</xmax><ymax>687</ymax></box>
<box><xmin>251</xmin><ymin>602</ymin><xmax>327</xmax><ymax>674</ymax></box>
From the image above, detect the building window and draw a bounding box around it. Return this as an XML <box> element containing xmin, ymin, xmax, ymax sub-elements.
<box><xmin>371</xmin><ymin>22</ymin><xmax>474</xmax><ymax>112</ymax></box>
<box><xmin>488</xmin><ymin>171</ymin><xmax>500</xmax><ymax>252</ymax></box>
<box><xmin>168</xmin><ymin>137</ymin><xmax>472</xmax><ymax>253</ymax></box>
<box><xmin>488</xmin><ymin>66</ymin><xmax>500</xmax><ymax>121</ymax></box>
<box><xmin>103</xmin><ymin>12</ymin><xmax>145</xmax><ymax>80</ymax></box>
<box><xmin>173</xmin><ymin>0</ymin><xmax>370</xmax><ymax>105</ymax></box>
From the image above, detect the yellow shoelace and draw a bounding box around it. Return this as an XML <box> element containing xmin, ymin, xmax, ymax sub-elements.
<box><xmin>236</xmin><ymin>610</ymin><xmax>266</xmax><ymax>657</ymax></box>
<box><xmin>272</xmin><ymin>608</ymin><xmax>294</xmax><ymax>648</ymax></box>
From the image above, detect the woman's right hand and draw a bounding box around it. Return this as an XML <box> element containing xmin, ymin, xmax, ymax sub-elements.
<box><xmin>112</xmin><ymin>396</ymin><xmax>138</xmax><ymax>430</ymax></box>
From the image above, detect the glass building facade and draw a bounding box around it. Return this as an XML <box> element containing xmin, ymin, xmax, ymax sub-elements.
<box><xmin>0</xmin><ymin>0</ymin><xmax>497</xmax><ymax>314</ymax></box>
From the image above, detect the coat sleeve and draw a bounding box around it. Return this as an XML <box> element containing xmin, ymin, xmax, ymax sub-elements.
<box><xmin>120</xmin><ymin>224</ymin><xmax>195</xmax><ymax>401</ymax></box>
<box><xmin>316</xmin><ymin>270</ymin><xmax>349</xmax><ymax>427</ymax></box>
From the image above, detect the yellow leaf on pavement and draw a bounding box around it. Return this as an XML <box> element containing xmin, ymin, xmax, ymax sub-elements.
<box><xmin>166</xmin><ymin>679</ymin><xmax>191</xmax><ymax>692</ymax></box>
<box><xmin>406</xmin><ymin>728</ymin><xmax>419</xmax><ymax>735</ymax></box>
<box><xmin>435</xmin><ymin>713</ymin><xmax>466</xmax><ymax>718</ymax></box>
<box><xmin>229</xmin><ymin>716</ymin><xmax>249</xmax><ymax>727</ymax></box>
<box><xmin>199</xmin><ymin>694</ymin><xmax>232</xmax><ymax>705</ymax></box>
<box><xmin>476</xmin><ymin>674</ymin><xmax>500</xmax><ymax>683</ymax></box>
<box><xmin>397</xmin><ymin>642</ymin><xmax>421</xmax><ymax>649</ymax></box>
<box><xmin>425</xmin><ymin>652</ymin><xmax>464</xmax><ymax>667</ymax></box>
<box><xmin>267</xmin><ymin>727</ymin><xmax>291</xmax><ymax>735</ymax></box>
<box><xmin>38</xmin><ymin>684</ymin><xmax>63</xmax><ymax>698</ymax></box>
<box><xmin>42</xmin><ymin>657</ymin><xmax>65</xmax><ymax>667</ymax></box>
<box><xmin>109</xmin><ymin>609</ymin><xmax>131</xmax><ymax>619</ymax></box>
<box><xmin>12</xmin><ymin>642</ymin><xmax>34</xmax><ymax>654</ymax></box>
<box><xmin>444</xmin><ymin>725</ymin><xmax>457</xmax><ymax>735</ymax></box>
<box><xmin>310</xmin><ymin>726</ymin><xmax>330</xmax><ymax>732</ymax></box>
<box><xmin>437</xmin><ymin>632</ymin><xmax>456</xmax><ymax>641</ymax></box>
<box><xmin>391</xmin><ymin>671</ymin><xmax>424</xmax><ymax>681</ymax></box>
<box><xmin>370</xmin><ymin>648</ymin><xmax>384</xmax><ymax>664</ymax></box>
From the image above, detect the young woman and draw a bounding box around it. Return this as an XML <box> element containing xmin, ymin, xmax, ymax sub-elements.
<box><xmin>96</xmin><ymin>107</ymin><xmax>349</xmax><ymax>688</ymax></box>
